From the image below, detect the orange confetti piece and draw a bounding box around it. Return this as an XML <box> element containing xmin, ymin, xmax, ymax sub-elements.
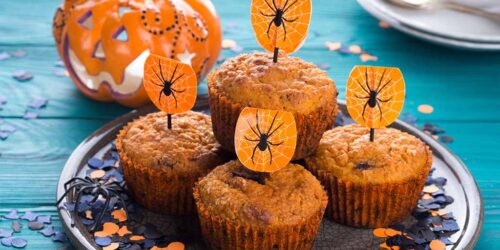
<box><xmin>102</xmin><ymin>222</ymin><xmax>119</xmax><ymax>235</ymax></box>
<box><xmin>235</xmin><ymin>108</ymin><xmax>297</xmax><ymax>173</ymax></box>
<box><xmin>94</xmin><ymin>231</ymin><xmax>108</xmax><ymax>237</ymax></box>
<box><xmin>90</xmin><ymin>170</ymin><xmax>106</xmax><ymax>179</ymax></box>
<box><xmin>84</xmin><ymin>210</ymin><xmax>93</xmax><ymax>219</ymax></box>
<box><xmin>130</xmin><ymin>235</ymin><xmax>145</xmax><ymax>241</ymax></box>
<box><xmin>251</xmin><ymin>0</ymin><xmax>312</xmax><ymax>54</ymax></box>
<box><xmin>379</xmin><ymin>21</ymin><xmax>391</xmax><ymax>29</ymax></box>
<box><xmin>103</xmin><ymin>242</ymin><xmax>120</xmax><ymax>250</ymax></box>
<box><xmin>360</xmin><ymin>53</ymin><xmax>378</xmax><ymax>62</ymax></box>
<box><xmin>143</xmin><ymin>54</ymin><xmax>197</xmax><ymax>115</ymax></box>
<box><xmin>430</xmin><ymin>239</ymin><xmax>446</xmax><ymax>250</ymax></box>
<box><xmin>422</xmin><ymin>193</ymin><xmax>433</xmax><ymax>200</ymax></box>
<box><xmin>373</xmin><ymin>228</ymin><xmax>388</xmax><ymax>237</ymax></box>
<box><xmin>349</xmin><ymin>45</ymin><xmax>362</xmax><ymax>54</ymax></box>
<box><xmin>423</xmin><ymin>184</ymin><xmax>439</xmax><ymax>193</ymax></box>
<box><xmin>167</xmin><ymin>242</ymin><xmax>185</xmax><ymax>250</ymax></box>
<box><xmin>380</xmin><ymin>242</ymin><xmax>391</xmax><ymax>249</ymax></box>
<box><xmin>112</xmin><ymin>209</ymin><xmax>127</xmax><ymax>222</ymax></box>
<box><xmin>346</xmin><ymin>66</ymin><xmax>405</xmax><ymax>129</ymax></box>
<box><xmin>325</xmin><ymin>41</ymin><xmax>342</xmax><ymax>51</ymax></box>
<box><xmin>117</xmin><ymin>226</ymin><xmax>132</xmax><ymax>237</ymax></box>
<box><xmin>384</xmin><ymin>228</ymin><xmax>402</xmax><ymax>237</ymax></box>
<box><xmin>418</xmin><ymin>104</ymin><xmax>434</xmax><ymax>114</ymax></box>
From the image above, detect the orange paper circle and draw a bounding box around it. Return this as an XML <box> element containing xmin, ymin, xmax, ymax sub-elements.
<box><xmin>346</xmin><ymin>66</ymin><xmax>405</xmax><ymax>128</ymax></box>
<box><xmin>143</xmin><ymin>54</ymin><xmax>197</xmax><ymax>114</ymax></box>
<box><xmin>235</xmin><ymin>107</ymin><xmax>297</xmax><ymax>172</ymax></box>
<box><xmin>251</xmin><ymin>0</ymin><xmax>311</xmax><ymax>54</ymax></box>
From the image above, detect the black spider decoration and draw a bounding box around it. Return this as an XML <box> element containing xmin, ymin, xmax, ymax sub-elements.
<box><xmin>151</xmin><ymin>60</ymin><xmax>185</xmax><ymax>108</ymax></box>
<box><xmin>260</xmin><ymin>0</ymin><xmax>299</xmax><ymax>41</ymax></box>
<box><xmin>244</xmin><ymin>111</ymin><xmax>284</xmax><ymax>165</ymax></box>
<box><xmin>355</xmin><ymin>68</ymin><xmax>393</xmax><ymax>122</ymax></box>
<box><xmin>56</xmin><ymin>176</ymin><xmax>128</xmax><ymax>231</ymax></box>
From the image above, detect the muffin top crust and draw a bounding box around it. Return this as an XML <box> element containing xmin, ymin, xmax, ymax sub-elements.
<box><xmin>305</xmin><ymin>124</ymin><xmax>432</xmax><ymax>183</ymax></box>
<box><xmin>118</xmin><ymin>111</ymin><xmax>225</xmax><ymax>176</ymax></box>
<box><xmin>195</xmin><ymin>160</ymin><xmax>327</xmax><ymax>227</ymax></box>
<box><xmin>208</xmin><ymin>52</ymin><xmax>337</xmax><ymax>114</ymax></box>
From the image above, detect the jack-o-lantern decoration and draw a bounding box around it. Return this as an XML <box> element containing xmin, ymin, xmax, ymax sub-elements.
<box><xmin>53</xmin><ymin>0</ymin><xmax>222</xmax><ymax>107</ymax></box>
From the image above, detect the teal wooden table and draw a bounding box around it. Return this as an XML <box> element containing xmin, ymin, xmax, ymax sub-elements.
<box><xmin>0</xmin><ymin>0</ymin><xmax>499</xmax><ymax>249</ymax></box>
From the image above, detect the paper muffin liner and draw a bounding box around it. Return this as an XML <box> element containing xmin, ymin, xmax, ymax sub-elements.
<box><xmin>116</xmin><ymin>124</ymin><xmax>198</xmax><ymax>215</ymax></box>
<box><xmin>207</xmin><ymin>81</ymin><xmax>337</xmax><ymax>160</ymax></box>
<box><xmin>193</xmin><ymin>187</ymin><xmax>328</xmax><ymax>250</ymax></box>
<box><xmin>305</xmin><ymin>146</ymin><xmax>433</xmax><ymax>228</ymax></box>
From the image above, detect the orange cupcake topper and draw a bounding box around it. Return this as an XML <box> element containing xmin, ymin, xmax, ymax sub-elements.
<box><xmin>346</xmin><ymin>66</ymin><xmax>405</xmax><ymax>141</ymax></box>
<box><xmin>251</xmin><ymin>0</ymin><xmax>312</xmax><ymax>62</ymax></box>
<box><xmin>143</xmin><ymin>54</ymin><xmax>197</xmax><ymax>128</ymax></box>
<box><xmin>235</xmin><ymin>107</ymin><xmax>297</xmax><ymax>173</ymax></box>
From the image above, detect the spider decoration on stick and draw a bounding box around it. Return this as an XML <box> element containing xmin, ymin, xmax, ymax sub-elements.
<box><xmin>152</xmin><ymin>61</ymin><xmax>185</xmax><ymax>108</ymax></box>
<box><xmin>251</xmin><ymin>0</ymin><xmax>311</xmax><ymax>63</ymax></box>
<box><xmin>235</xmin><ymin>107</ymin><xmax>297</xmax><ymax>176</ymax></box>
<box><xmin>244</xmin><ymin>110</ymin><xmax>284</xmax><ymax>165</ymax></box>
<box><xmin>346</xmin><ymin>65</ymin><xmax>405</xmax><ymax>142</ymax></box>
<box><xmin>143</xmin><ymin>54</ymin><xmax>197</xmax><ymax>129</ymax></box>
<box><xmin>56</xmin><ymin>176</ymin><xmax>128</xmax><ymax>231</ymax></box>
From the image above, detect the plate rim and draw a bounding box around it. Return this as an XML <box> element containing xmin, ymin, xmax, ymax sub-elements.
<box><xmin>357</xmin><ymin>0</ymin><xmax>500</xmax><ymax>51</ymax></box>
<box><xmin>56</xmin><ymin>96</ymin><xmax>484</xmax><ymax>249</ymax></box>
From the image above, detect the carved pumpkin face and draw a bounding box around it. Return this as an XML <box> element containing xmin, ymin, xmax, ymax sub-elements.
<box><xmin>53</xmin><ymin>0</ymin><xmax>222</xmax><ymax>107</ymax></box>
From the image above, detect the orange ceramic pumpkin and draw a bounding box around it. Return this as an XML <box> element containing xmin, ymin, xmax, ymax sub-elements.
<box><xmin>53</xmin><ymin>0</ymin><xmax>222</xmax><ymax>107</ymax></box>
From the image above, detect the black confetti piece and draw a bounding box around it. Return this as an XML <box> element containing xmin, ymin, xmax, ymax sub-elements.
<box><xmin>1</xmin><ymin>237</ymin><xmax>13</xmax><ymax>247</ymax></box>
<box><xmin>95</xmin><ymin>236</ymin><xmax>112</xmax><ymax>247</ymax></box>
<box><xmin>4</xmin><ymin>209</ymin><xmax>20</xmax><ymax>220</ymax></box>
<box><xmin>20</xmin><ymin>211</ymin><xmax>38</xmax><ymax>221</ymax></box>
<box><xmin>11</xmin><ymin>237</ymin><xmax>27</xmax><ymax>248</ymax></box>
<box><xmin>37</xmin><ymin>215</ymin><xmax>52</xmax><ymax>224</ymax></box>
<box><xmin>40</xmin><ymin>226</ymin><xmax>56</xmax><ymax>237</ymax></box>
<box><xmin>0</xmin><ymin>228</ymin><xmax>13</xmax><ymax>238</ymax></box>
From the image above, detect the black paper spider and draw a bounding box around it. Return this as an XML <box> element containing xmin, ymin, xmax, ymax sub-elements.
<box><xmin>244</xmin><ymin>111</ymin><xmax>284</xmax><ymax>165</ymax></box>
<box><xmin>56</xmin><ymin>176</ymin><xmax>128</xmax><ymax>231</ymax></box>
<box><xmin>356</xmin><ymin>68</ymin><xmax>393</xmax><ymax>121</ymax></box>
<box><xmin>151</xmin><ymin>60</ymin><xmax>185</xmax><ymax>108</ymax></box>
<box><xmin>260</xmin><ymin>0</ymin><xmax>299</xmax><ymax>41</ymax></box>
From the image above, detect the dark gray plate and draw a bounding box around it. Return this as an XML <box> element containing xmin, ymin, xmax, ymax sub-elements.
<box><xmin>57</xmin><ymin>95</ymin><xmax>483</xmax><ymax>249</ymax></box>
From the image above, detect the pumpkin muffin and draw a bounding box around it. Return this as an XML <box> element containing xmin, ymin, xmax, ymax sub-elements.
<box><xmin>116</xmin><ymin>111</ymin><xmax>229</xmax><ymax>215</ymax></box>
<box><xmin>207</xmin><ymin>52</ymin><xmax>338</xmax><ymax>160</ymax></box>
<box><xmin>305</xmin><ymin>124</ymin><xmax>432</xmax><ymax>228</ymax></box>
<box><xmin>193</xmin><ymin>160</ymin><xmax>328</xmax><ymax>250</ymax></box>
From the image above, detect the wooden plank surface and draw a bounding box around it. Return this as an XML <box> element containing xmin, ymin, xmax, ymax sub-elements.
<box><xmin>0</xmin><ymin>0</ymin><xmax>499</xmax><ymax>249</ymax></box>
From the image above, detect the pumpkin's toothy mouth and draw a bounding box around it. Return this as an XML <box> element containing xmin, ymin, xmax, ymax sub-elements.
<box><xmin>66</xmin><ymin>48</ymin><xmax>149</xmax><ymax>96</ymax></box>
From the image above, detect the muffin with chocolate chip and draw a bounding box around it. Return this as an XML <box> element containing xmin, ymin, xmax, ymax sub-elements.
<box><xmin>116</xmin><ymin>111</ymin><xmax>229</xmax><ymax>215</ymax></box>
<box><xmin>305</xmin><ymin>124</ymin><xmax>432</xmax><ymax>228</ymax></box>
<box><xmin>207</xmin><ymin>52</ymin><xmax>338</xmax><ymax>160</ymax></box>
<box><xmin>193</xmin><ymin>160</ymin><xmax>328</xmax><ymax>250</ymax></box>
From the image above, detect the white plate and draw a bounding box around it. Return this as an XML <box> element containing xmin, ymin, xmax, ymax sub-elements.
<box><xmin>357</xmin><ymin>0</ymin><xmax>500</xmax><ymax>50</ymax></box>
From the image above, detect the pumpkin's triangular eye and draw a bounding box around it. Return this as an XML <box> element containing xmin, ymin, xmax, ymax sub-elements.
<box><xmin>250</xmin><ymin>0</ymin><xmax>311</xmax><ymax>54</ymax></box>
<box><xmin>113</xmin><ymin>26</ymin><xmax>128</xmax><ymax>42</ymax></box>
<box><xmin>234</xmin><ymin>107</ymin><xmax>297</xmax><ymax>173</ymax></box>
<box><xmin>143</xmin><ymin>54</ymin><xmax>197</xmax><ymax>114</ymax></box>
<box><xmin>92</xmin><ymin>41</ymin><xmax>105</xmax><ymax>59</ymax></box>
<box><xmin>79</xmin><ymin>11</ymin><xmax>93</xmax><ymax>30</ymax></box>
<box><xmin>346</xmin><ymin>66</ymin><xmax>405</xmax><ymax>129</ymax></box>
